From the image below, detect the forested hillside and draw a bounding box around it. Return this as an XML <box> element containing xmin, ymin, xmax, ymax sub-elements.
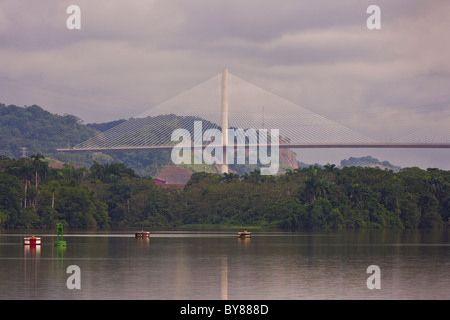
<box><xmin>0</xmin><ymin>103</ymin><xmax>96</xmax><ymax>159</ymax></box>
<box><xmin>0</xmin><ymin>155</ymin><xmax>448</xmax><ymax>230</ymax></box>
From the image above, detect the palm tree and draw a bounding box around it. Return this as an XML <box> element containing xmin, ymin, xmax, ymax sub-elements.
<box><xmin>48</xmin><ymin>180</ymin><xmax>60</xmax><ymax>208</ymax></box>
<box><xmin>426</xmin><ymin>175</ymin><xmax>444</xmax><ymax>198</ymax></box>
<box><xmin>305</xmin><ymin>168</ymin><xmax>329</xmax><ymax>203</ymax></box>
<box><xmin>222</xmin><ymin>172</ymin><xmax>239</xmax><ymax>183</ymax></box>
<box><xmin>31</xmin><ymin>153</ymin><xmax>47</xmax><ymax>188</ymax></box>
<box><xmin>16</xmin><ymin>158</ymin><xmax>33</xmax><ymax>208</ymax></box>
<box><xmin>90</xmin><ymin>161</ymin><xmax>105</xmax><ymax>181</ymax></box>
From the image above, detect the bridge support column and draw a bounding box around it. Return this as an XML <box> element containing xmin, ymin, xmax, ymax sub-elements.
<box><xmin>220</xmin><ymin>68</ymin><xmax>229</xmax><ymax>174</ymax></box>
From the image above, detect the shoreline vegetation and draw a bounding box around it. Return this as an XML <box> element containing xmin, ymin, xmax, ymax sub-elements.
<box><xmin>0</xmin><ymin>155</ymin><xmax>448</xmax><ymax>231</ymax></box>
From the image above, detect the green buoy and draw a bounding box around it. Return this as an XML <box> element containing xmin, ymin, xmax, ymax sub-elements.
<box><xmin>54</xmin><ymin>223</ymin><xmax>67</xmax><ymax>246</ymax></box>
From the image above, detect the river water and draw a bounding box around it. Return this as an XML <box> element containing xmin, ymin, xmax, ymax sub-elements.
<box><xmin>0</xmin><ymin>229</ymin><xmax>449</xmax><ymax>300</ymax></box>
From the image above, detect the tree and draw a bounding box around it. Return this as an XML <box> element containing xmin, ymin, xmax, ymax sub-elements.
<box><xmin>308</xmin><ymin>198</ymin><xmax>332</xmax><ymax>229</ymax></box>
<box><xmin>399</xmin><ymin>195</ymin><xmax>421</xmax><ymax>229</ymax></box>
<box><xmin>304</xmin><ymin>167</ymin><xmax>329</xmax><ymax>203</ymax></box>
<box><xmin>326</xmin><ymin>207</ymin><xmax>344</xmax><ymax>230</ymax></box>
<box><xmin>56</xmin><ymin>185</ymin><xmax>108</xmax><ymax>229</ymax></box>
<box><xmin>0</xmin><ymin>173</ymin><xmax>23</xmax><ymax>228</ymax></box>
<box><xmin>9</xmin><ymin>158</ymin><xmax>34</xmax><ymax>209</ymax></box>
<box><xmin>324</xmin><ymin>163</ymin><xmax>337</xmax><ymax>172</ymax></box>
<box><xmin>222</xmin><ymin>172</ymin><xmax>240</xmax><ymax>183</ymax></box>
<box><xmin>90</xmin><ymin>161</ymin><xmax>105</xmax><ymax>181</ymax></box>
<box><xmin>48</xmin><ymin>180</ymin><xmax>60</xmax><ymax>208</ymax></box>
<box><xmin>418</xmin><ymin>194</ymin><xmax>442</xmax><ymax>228</ymax></box>
<box><xmin>31</xmin><ymin>153</ymin><xmax>47</xmax><ymax>188</ymax></box>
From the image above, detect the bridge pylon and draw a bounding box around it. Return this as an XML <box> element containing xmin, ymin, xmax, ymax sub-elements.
<box><xmin>220</xmin><ymin>68</ymin><xmax>229</xmax><ymax>174</ymax></box>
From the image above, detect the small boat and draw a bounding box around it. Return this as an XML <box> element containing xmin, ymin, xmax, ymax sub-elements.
<box><xmin>24</xmin><ymin>236</ymin><xmax>41</xmax><ymax>245</ymax></box>
<box><xmin>135</xmin><ymin>230</ymin><xmax>150</xmax><ymax>238</ymax></box>
<box><xmin>237</xmin><ymin>230</ymin><xmax>251</xmax><ymax>238</ymax></box>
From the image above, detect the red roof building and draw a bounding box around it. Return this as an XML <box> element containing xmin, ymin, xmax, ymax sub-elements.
<box><xmin>153</xmin><ymin>178</ymin><xmax>167</xmax><ymax>185</ymax></box>
<box><xmin>154</xmin><ymin>166</ymin><xmax>193</xmax><ymax>187</ymax></box>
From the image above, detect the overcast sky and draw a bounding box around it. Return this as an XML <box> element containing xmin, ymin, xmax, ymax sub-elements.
<box><xmin>1</xmin><ymin>0</ymin><xmax>449</xmax><ymax>168</ymax></box>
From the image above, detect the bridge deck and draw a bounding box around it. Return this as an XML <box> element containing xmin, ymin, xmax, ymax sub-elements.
<box><xmin>57</xmin><ymin>143</ymin><xmax>450</xmax><ymax>152</ymax></box>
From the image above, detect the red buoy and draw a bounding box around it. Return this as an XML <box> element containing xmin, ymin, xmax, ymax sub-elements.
<box><xmin>24</xmin><ymin>236</ymin><xmax>41</xmax><ymax>245</ymax></box>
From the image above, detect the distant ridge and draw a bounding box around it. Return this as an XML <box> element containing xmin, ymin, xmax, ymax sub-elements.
<box><xmin>340</xmin><ymin>156</ymin><xmax>401</xmax><ymax>171</ymax></box>
<box><xmin>298</xmin><ymin>156</ymin><xmax>401</xmax><ymax>172</ymax></box>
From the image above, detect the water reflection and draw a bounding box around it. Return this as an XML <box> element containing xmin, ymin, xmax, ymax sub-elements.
<box><xmin>22</xmin><ymin>244</ymin><xmax>41</xmax><ymax>299</ymax></box>
<box><xmin>24</xmin><ymin>245</ymin><xmax>41</xmax><ymax>258</ymax></box>
<box><xmin>0</xmin><ymin>230</ymin><xmax>449</xmax><ymax>299</ymax></box>
<box><xmin>55</xmin><ymin>246</ymin><xmax>65</xmax><ymax>271</ymax></box>
<box><xmin>238</xmin><ymin>238</ymin><xmax>251</xmax><ymax>245</ymax></box>
<box><xmin>135</xmin><ymin>237</ymin><xmax>150</xmax><ymax>244</ymax></box>
<box><xmin>221</xmin><ymin>255</ymin><xmax>228</xmax><ymax>300</ymax></box>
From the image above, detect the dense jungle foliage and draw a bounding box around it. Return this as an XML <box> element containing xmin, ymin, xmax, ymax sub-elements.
<box><xmin>0</xmin><ymin>155</ymin><xmax>448</xmax><ymax>230</ymax></box>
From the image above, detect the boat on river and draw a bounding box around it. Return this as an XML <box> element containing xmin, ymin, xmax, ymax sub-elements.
<box><xmin>24</xmin><ymin>236</ymin><xmax>41</xmax><ymax>245</ymax></box>
<box><xmin>237</xmin><ymin>231</ymin><xmax>251</xmax><ymax>238</ymax></box>
<box><xmin>135</xmin><ymin>230</ymin><xmax>150</xmax><ymax>238</ymax></box>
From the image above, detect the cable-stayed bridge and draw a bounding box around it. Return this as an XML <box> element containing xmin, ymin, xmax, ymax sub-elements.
<box><xmin>57</xmin><ymin>69</ymin><xmax>450</xmax><ymax>168</ymax></box>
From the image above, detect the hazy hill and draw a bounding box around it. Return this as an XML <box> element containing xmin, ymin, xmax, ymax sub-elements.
<box><xmin>0</xmin><ymin>103</ymin><xmax>97</xmax><ymax>160</ymax></box>
<box><xmin>86</xmin><ymin>119</ymin><xmax>126</xmax><ymax>132</ymax></box>
<box><xmin>340</xmin><ymin>156</ymin><xmax>401</xmax><ymax>171</ymax></box>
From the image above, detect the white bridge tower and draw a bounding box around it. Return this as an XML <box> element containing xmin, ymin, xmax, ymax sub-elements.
<box><xmin>220</xmin><ymin>68</ymin><xmax>229</xmax><ymax>174</ymax></box>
